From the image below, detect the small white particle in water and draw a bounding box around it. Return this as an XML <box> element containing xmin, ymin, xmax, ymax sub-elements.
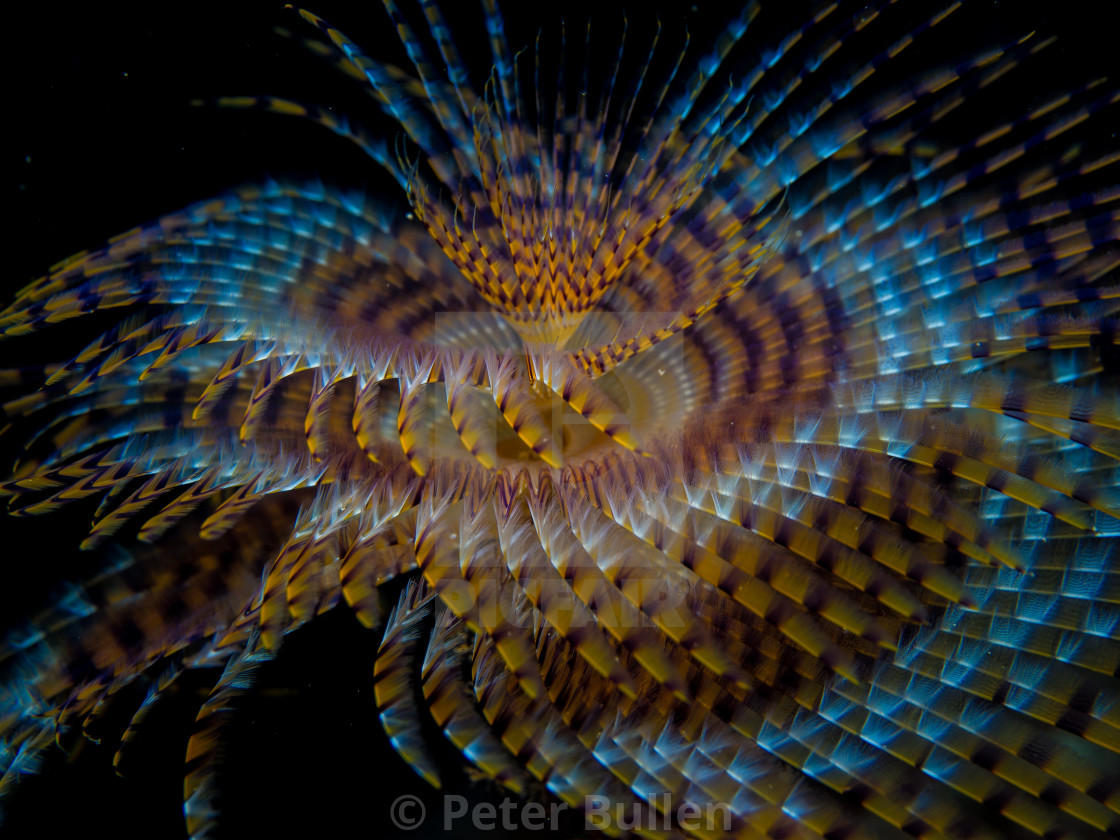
<box><xmin>658</xmin><ymin>368</ymin><xmax>665</xmax><ymax>375</ymax></box>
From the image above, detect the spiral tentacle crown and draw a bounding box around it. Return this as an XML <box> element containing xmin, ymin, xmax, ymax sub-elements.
<box><xmin>2</xmin><ymin>2</ymin><xmax>1118</xmax><ymax>839</ymax></box>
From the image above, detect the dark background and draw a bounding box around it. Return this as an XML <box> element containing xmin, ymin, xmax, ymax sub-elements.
<box><xmin>4</xmin><ymin>1</ymin><xmax>1115</xmax><ymax>837</ymax></box>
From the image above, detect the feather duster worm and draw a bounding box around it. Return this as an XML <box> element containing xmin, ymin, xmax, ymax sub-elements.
<box><xmin>3</xmin><ymin>1</ymin><xmax>1119</xmax><ymax>838</ymax></box>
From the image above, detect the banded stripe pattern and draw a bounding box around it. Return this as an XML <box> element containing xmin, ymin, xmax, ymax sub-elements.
<box><xmin>2</xmin><ymin>2</ymin><xmax>1118</xmax><ymax>838</ymax></box>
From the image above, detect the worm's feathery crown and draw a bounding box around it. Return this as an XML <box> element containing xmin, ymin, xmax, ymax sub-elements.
<box><xmin>1</xmin><ymin>2</ymin><xmax>1119</xmax><ymax>838</ymax></box>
